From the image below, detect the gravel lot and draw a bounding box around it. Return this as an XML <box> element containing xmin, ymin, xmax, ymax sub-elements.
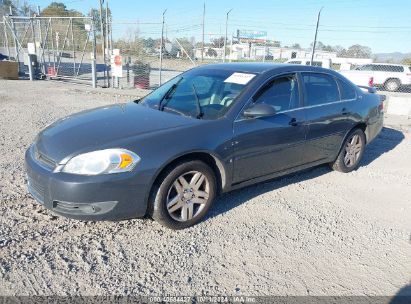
<box><xmin>0</xmin><ymin>80</ymin><xmax>410</xmax><ymax>297</ymax></box>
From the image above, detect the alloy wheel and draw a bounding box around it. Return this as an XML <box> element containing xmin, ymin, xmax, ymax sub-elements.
<box><xmin>344</xmin><ymin>134</ymin><xmax>363</xmax><ymax>168</ymax></box>
<box><xmin>166</xmin><ymin>171</ymin><xmax>210</xmax><ymax>222</ymax></box>
<box><xmin>386</xmin><ymin>80</ymin><xmax>399</xmax><ymax>92</ymax></box>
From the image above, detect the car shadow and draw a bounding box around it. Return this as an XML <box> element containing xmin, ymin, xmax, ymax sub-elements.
<box><xmin>389</xmin><ymin>284</ymin><xmax>411</xmax><ymax>304</ymax></box>
<box><xmin>206</xmin><ymin>126</ymin><xmax>404</xmax><ymax>220</ymax></box>
<box><xmin>361</xmin><ymin>127</ymin><xmax>405</xmax><ymax>166</ymax></box>
<box><xmin>207</xmin><ymin>165</ymin><xmax>330</xmax><ymax>219</ymax></box>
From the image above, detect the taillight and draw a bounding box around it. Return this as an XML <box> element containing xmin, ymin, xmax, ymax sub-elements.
<box><xmin>368</xmin><ymin>77</ymin><xmax>374</xmax><ymax>87</ymax></box>
<box><xmin>378</xmin><ymin>101</ymin><xmax>384</xmax><ymax>112</ymax></box>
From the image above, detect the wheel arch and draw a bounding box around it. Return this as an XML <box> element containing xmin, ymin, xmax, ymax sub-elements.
<box><xmin>335</xmin><ymin>123</ymin><xmax>367</xmax><ymax>161</ymax></box>
<box><xmin>147</xmin><ymin>151</ymin><xmax>228</xmax><ymax>208</ymax></box>
<box><xmin>384</xmin><ymin>77</ymin><xmax>401</xmax><ymax>89</ymax></box>
<box><xmin>354</xmin><ymin>122</ymin><xmax>367</xmax><ymax>143</ymax></box>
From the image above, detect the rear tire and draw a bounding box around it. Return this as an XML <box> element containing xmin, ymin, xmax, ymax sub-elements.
<box><xmin>384</xmin><ymin>79</ymin><xmax>401</xmax><ymax>92</ymax></box>
<box><xmin>331</xmin><ymin>128</ymin><xmax>366</xmax><ymax>173</ymax></box>
<box><xmin>149</xmin><ymin>160</ymin><xmax>217</xmax><ymax>230</ymax></box>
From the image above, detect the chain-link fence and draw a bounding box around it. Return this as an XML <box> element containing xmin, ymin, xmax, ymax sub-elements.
<box><xmin>1</xmin><ymin>15</ymin><xmax>99</xmax><ymax>86</ymax></box>
<box><xmin>108</xmin><ymin>20</ymin><xmax>204</xmax><ymax>90</ymax></box>
<box><xmin>1</xmin><ymin>5</ymin><xmax>410</xmax><ymax>93</ymax></box>
<box><xmin>104</xmin><ymin>14</ymin><xmax>411</xmax><ymax>94</ymax></box>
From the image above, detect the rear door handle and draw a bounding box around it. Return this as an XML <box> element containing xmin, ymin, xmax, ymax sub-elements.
<box><xmin>289</xmin><ymin>118</ymin><xmax>300</xmax><ymax>126</ymax></box>
<box><xmin>342</xmin><ymin>108</ymin><xmax>348</xmax><ymax>115</ymax></box>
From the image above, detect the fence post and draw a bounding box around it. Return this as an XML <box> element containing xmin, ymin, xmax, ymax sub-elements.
<box><xmin>92</xmin><ymin>19</ymin><xmax>97</xmax><ymax>88</ymax></box>
<box><xmin>2</xmin><ymin>18</ymin><xmax>11</xmax><ymax>59</ymax></box>
<box><xmin>126</xmin><ymin>56</ymin><xmax>130</xmax><ymax>85</ymax></box>
<box><xmin>27</xmin><ymin>54</ymin><xmax>35</xmax><ymax>81</ymax></box>
<box><xmin>9</xmin><ymin>16</ymin><xmax>20</xmax><ymax>73</ymax></box>
<box><xmin>92</xmin><ymin>57</ymin><xmax>97</xmax><ymax>88</ymax></box>
<box><xmin>159</xmin><ymin>9</ymin><xmax>167</xmax><ymax>86</ymax></box>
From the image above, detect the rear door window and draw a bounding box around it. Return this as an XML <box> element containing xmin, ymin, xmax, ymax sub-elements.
<box><xmin>387</xmin><ymin>65</ymin><xmax>404</xmax><ymax>72</ymax></box>
<box><xmin>372</xmin><ymin>65</ymin><xmax>404</xmax><ymax>72</ymax></box>
<box><xmin>356</xmin><ymin>65</ymin><xmax>373</xmax><ymax>71</ymax></box>
<box><xmin>337</xmin><ymin>78</ymin><xmax>357</xmax><ymax>100</ymax></box>
<box><xmin>302</xmin><ymin>73</ymin><xmax>340</xmax><ymax>106</ymax></box>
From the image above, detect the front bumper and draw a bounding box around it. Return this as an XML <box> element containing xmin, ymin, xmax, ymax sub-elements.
<box><xmin>25</xmin><ymin>146</ymin><xmax>149</xmax><ymax>221</ymax></box>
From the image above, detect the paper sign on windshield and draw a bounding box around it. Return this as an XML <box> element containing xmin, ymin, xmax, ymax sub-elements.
<box><xmin>224</xmin><ymin>73</ymin><xmax>256</xmax><ymax>85</ymax></box>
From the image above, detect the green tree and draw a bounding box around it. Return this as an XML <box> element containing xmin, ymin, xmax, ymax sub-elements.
<box><xmin>41</xmin><ymin>2</ymin><xmax>82</xmax><ymax>17</ymax></box>
<box><xmin>310</xmin><ymin>41</ymin><xmax>325</xmax><ymax>50</ymax></box>
<box><xmin>175</xmin><ymin>37</ymin><xmax>195</xmax><ymax>58</ymax></box>
<box><xmin>1</xmin><ymin>0</ymin><xmax>34</xmax><ymax>17</ymax></box>
<box><xmin>88</xmin><ymin>7</ymin><xmax>111</xmax><ymax>33</ymax></box>
<box><xmin>401</xmin><ymin>58</ymin><xmax>411</xmax><ymax>65</ymax></box>
<box><xmin>212</xmin><ymin>37</ymin><xmax>225</xmax><ymax>48</ymax></box>
<box><xmin>344</xmin><ymin>44</ymin><xmax>372</xmax><ymax>58</ymax></box>
<box><xmin>206</xmin><ymin>48</ymin><xmax>217</xmax><ymax>57</ymax></box>
<box><xmin>323</xmin><ymin>45</ymin><xmax>335</xmax><ymax>52</ymax></box>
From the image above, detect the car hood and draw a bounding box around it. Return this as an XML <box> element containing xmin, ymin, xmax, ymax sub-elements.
<box><xmin>35</xmin><ymin>102</ymin><xmax>196</xmax><ymax>163</ymax></box>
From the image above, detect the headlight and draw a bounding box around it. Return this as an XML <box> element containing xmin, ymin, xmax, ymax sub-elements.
<box><xmin>61</xmin><ymin>149</ymin><xmax>140</xmax><ymax>175</ymax></box>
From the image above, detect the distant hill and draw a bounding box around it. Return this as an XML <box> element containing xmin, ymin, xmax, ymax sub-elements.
<box><xmin>373</xmin><ymin>52</ymin><xmax>411</xmax><ymax>63</ymax></box>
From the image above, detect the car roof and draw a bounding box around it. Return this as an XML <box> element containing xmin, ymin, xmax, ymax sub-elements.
<box><xmin>196</xmin><ymin>62</ymin><xmax>328</xmax><ymax>74</ymax></box>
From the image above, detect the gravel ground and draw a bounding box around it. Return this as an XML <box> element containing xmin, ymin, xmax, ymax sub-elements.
<box><xmin>0</xmin><ymin>79</ymin><xmax>410</xmax><ymax>297</ymax></box>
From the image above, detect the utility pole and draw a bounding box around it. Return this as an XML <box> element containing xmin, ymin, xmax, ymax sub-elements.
<box><xmin>223</xmin><ymin>8</ymin><xmax>232</xmax><ymax>63</ymax></box>
<box><xmin>159</xmin><ymin>9</ymin><xmax>167</xmax><ymax>86</ymax></box>
<box><xmin>9</xmin><ymin>6</ymin><xmax>20</xmax><ymax>72</ymax></box>
<box><xmin>229</xmin><ymin>33</ymin><xmax>233</xmax><ymax>62</ymax></box>
<box><xmin>99</xmin><ymin>0</ymin><xmax>106</xmax><ymax>87</ymax></box>
<box><xmin>201</xmin><ymin>1</ymin><xmax>205</xmax><ymax>63</ymax></box>
<box><xmin>105</xmin><ymin>0</ymin><xmax>111</xmax><ymax>87</ymax></box>
<box><xmin>310</xmin><ymin>7</ymin><xmax>323</xmax><ymax>66</ymax></box>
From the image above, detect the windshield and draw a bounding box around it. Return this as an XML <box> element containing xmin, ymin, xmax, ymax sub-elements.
<box><xmin>140</xmin><ymin>69</ymin><xmax>255</xmax><ymax>119</ymax></box>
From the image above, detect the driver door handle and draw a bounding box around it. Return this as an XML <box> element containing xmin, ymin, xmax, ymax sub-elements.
<box><xmin>342</xmin><ymin>108</ymin><xmax>349</xmax><ymax>115</ymax></box>
<box><xmin>289</xmin><ymin>118</ymin><xmax>300</xmax><ymax>127</ymax></box>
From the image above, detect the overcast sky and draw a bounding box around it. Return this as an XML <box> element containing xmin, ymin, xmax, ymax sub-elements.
<box><xmin>32</xmin><ymin>0</ymin><xmax>411</xmax><ymax>53</ymax></box>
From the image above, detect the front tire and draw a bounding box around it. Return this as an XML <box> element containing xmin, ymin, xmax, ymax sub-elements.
<box><xmin>331</xmin><ymin>128</ymin><xmax>366</xmax><ymax>173</ymax></box>
<box><xmin>150</xmin><ymin>160</ymin><xmax>217</xmax><ymax>229</ymax></box>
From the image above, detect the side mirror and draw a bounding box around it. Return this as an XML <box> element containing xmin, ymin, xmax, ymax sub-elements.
<box><xmin>368</xmin><ymin>87</ymin><xmax>377</xmax><ymax>94</ymax></box>
<box><xmin>243</xmin><ymin>103</ymin><xmax>276</xmax><ymax>118</ymax></box>
<box><xmin>358</xmin><ymin>85</ymin><xmax>377</xmax><ymax>94</ymax></box>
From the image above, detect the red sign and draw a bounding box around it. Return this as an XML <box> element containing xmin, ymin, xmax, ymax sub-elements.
<box><xmin>47</xmin><ymin>67</ymin><xmax>57</xmax><ymax>77</ymax></box>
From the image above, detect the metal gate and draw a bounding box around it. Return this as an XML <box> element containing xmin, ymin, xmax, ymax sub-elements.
<box><xmin>1</xmin><ymin>16</ymin><xmax>98</xmax><ymax>86</ymax></box>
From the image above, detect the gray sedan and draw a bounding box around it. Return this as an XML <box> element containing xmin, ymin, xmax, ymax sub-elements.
<box><xmin>25</xmin><ymin>63</ymin><xmax>383</xmax><ymax>229</ymax></box>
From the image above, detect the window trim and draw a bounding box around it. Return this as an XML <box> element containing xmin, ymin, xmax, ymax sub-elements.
<box><xmin>235</xmin><ymin>72</ymin><xmax>303</xmax><ymax>122</ymax></box>
<box><xmin>234</xmin><ymin>70</ymin><xmax>360</xmax><ymax>122</ymax></box>
<box><xmin>300</xmin><ymin>71</ymin><xmax>349</xmax><ymax>108</ymax></box>
<box><xmin>335</xmin><ymin>76</ymin><xmax>357</xmax><ymax>102</ymax></box>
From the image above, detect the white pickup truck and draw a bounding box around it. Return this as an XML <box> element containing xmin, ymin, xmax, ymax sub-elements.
<box><xmin>339</xmin><ymin>63</ymin><xmax>411</xmax><ymax>92</ymax></box>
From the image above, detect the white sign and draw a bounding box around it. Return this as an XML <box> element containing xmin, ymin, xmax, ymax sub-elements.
<box><xmin>84</xmin><ymin>24</ymin><xmax>92</xmax><ymax>32</ymax></box>
<box><xmin>27</xmin><ymin>43</ymin><xmax>36</xmax><ymax>55</ymax></box>
<box><xmin>55</xmin><ymin>32</ymin><xmax>59</xmax><ymax>49</ymax></box>
<box><xmin>111</xmin><ymin>53</ymin><xmax>123</xmax><ymax>78</ymax></box>
<box><xmin>224</xmin><ymin>72</ymin><xmax>256</xmax><ymax>85</ymax></box>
